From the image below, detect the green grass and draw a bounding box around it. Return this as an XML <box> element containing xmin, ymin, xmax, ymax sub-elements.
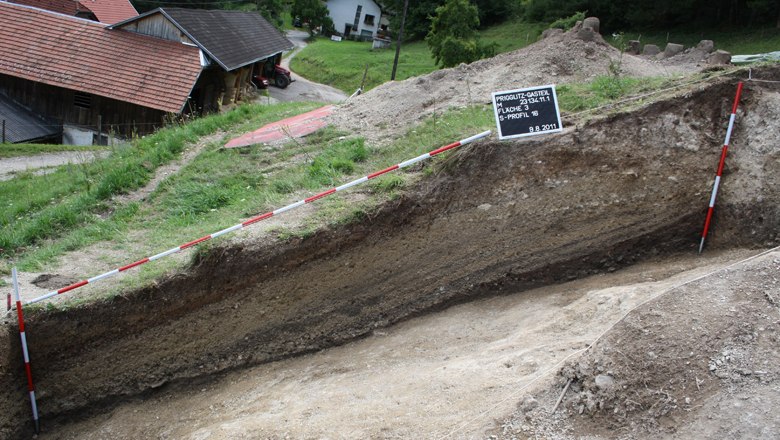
<box><xmin>290</xmin><ymin>14</ymin><xmax>779</xmax><ymax>99</ymax></box>
<box><xmin>1</xmin><ymin>102</ymin><xmax>318</xmax><ymax>263</ymax></box>
<box><xmin>556</xmin><ymin>75</ymin><xmax>675</xmax><ymax>113</ymax></box>
<box><xmin>11</xmin><ymin>100</ymin><xmax>497</xmax><ymax>277</ymax></box>
<box><xmin>289</xmin><ymin>17</ymin><xmax>550</xmax><ymax>95</ymax></box>
<box><xmin>0</xmin><ymin>143</ymin><xmax>106</xmax><ymax>159</ymax></box>
<box><xmin>614</xmin><ymin>26</ymin><xmax>780</xmax><ymax>55</ymax></box>
<box><xmin>291</xmin><ymin>39</ymin><xmax>437</xmax><ymax>94</ymax></box>
<box><xmin>478</xmin><ymin>19</ymin><xmax>548</xmax><ymax>54</ymax></box>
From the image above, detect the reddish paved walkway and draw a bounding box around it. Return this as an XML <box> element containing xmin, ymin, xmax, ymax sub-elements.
<box><xmin>224</xmin><ymin>105</ymin><xmax>334</xmax><ymax>148</ymax></box>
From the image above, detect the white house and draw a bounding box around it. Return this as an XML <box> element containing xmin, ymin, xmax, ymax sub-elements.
<box><xmin>326</xmin><ymin>0</ymin><xmax>382</xmax><ymax>40</ymax></box>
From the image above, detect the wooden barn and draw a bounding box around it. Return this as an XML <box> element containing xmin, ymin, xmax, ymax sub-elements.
<box><xmin>0</xmin><ymin>3</ymin><xmax>292</xmax><ymax>145</ymax></box>
<box><xmin>111</xmin><ymin>8</ymin><xmax>294</xmax><ymax>113</ymax></box>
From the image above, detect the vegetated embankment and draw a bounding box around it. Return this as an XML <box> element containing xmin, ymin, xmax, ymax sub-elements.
<box><xmin>1</xmin><ymin>74</ymin><xmax>778</xmax><ymax>438</ymax></box>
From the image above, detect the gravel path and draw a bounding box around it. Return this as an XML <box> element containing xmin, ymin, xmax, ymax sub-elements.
<box><xmin>0</xmin><ymin>150</ymin><xmax>108</xmax><ymax>181</ymax></box>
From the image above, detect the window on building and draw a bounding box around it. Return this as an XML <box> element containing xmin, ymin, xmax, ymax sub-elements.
<box><xmin>353</xmin><ymin>5</ymin><xmax>362</xmax><ymax>28</ymax></box>
<box><xmin>74</xmin><ymin>91</ymin><xmax>91</xmax><ymax>109</ymax></box>
<box><xmin>364</xmin><ymin>14</ymin><xmax>375</xmax><ymax>26</ymax></box>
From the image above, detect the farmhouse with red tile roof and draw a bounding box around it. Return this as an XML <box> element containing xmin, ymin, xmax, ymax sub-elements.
<box><xmin>0</xmin><ymin>2</ymin><xmax>293</xmax><ymax>144</ymax></box>
<box><xmin>0</xmin><ymin>1</ymin><xmax>201</xmax><ymax>142</ymax></box>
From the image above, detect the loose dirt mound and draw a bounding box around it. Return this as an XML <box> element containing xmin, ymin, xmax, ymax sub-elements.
<box><xmin>1</xmin><ymin>69</ymin><xmax>778</xmax><ymax>438</ymax></box>
<box><xmin>328</xmin><ymin>24</ymin><xmax>699</xmax><ymax>144</ymax></box>
<box><xmin>493</xmin><ymin>249</ymin><xmax>779</xmax><ymax>439</ymax></box>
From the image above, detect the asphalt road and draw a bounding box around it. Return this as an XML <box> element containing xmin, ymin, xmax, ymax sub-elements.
<box><xmin>267</xmin><ymin>30</ymin><xmax>348</xmax><ymax>104</ymax></box>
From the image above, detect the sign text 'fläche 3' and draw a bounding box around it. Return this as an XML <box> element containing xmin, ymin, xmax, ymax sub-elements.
<box><xmin>492</xmin><ymin>84</ymin><xmax>563</xmax><ymax>140</ymax></box>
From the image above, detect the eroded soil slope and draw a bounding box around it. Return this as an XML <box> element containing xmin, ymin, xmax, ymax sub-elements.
<box><xmin>1</xmin><ymin>74</ymin><xmax>778</xmax><ymax>438</ymax></box>
<box><xmin>494</xmin><ymin>248</ymin><xmax>779</xmax><ymax>440</ymax></box>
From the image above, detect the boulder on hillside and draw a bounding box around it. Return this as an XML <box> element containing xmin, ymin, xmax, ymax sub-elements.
<box><xmin>541</xmin><ymin>28</ymin><xmax>564</xmax><ymax>39</ymax></box>
<box><xmin>707</xmin><ymin>50</ymin><xmax>732</xmax><ymax>65</ymax></box>
<box><xmin>582</xmin><ymin>17</ymin><xmax>600</xmax><ymax>33</ymax></box>
<box><xmin>663</xmin><ymin>43</ymin><xmax>685</xmax><ymax>58</ymax></box>
<box><xmin>696</xmin><ymin>40</ymin><xmax>715</xmax><ymax>53</ymax></box>
<box><xmin>626</xmin><ymin>40</ymin><xmax>641</xmax><ymax>55</ymax></box>
<box><xmin>643</xmin><ymin>44</ymin><xmax>661</xmax><ymax>56</ymax></box>
<box><xmin>568</xmin><ymin>17</ymin><xmax>607</xmax><ymax>44</ymax></box>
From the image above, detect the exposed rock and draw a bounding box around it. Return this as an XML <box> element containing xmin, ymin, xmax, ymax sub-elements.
<box><xmin>707</xmin><ymin>50</ymin><xmax>732</xmax><ymax>65</ymax></box>
<box><xmin>594</xmin><ymin>374</ymin><xmax>616</xmax><ymax>391</ymax></box>
<box><xmin>520</xmin><ymin>395</ymin><xmax>539</xmax><ymax>413</ymax></box>
<box><xmin>576</xmin><ymin>27</ymin><xmax>597</xmax><ymax>42</ymax></box>
<box><xmin>541</xmin><ymin>28</ymin><xmax>563</xmax><ymax>39</ymax></box>
<box><xmin>697</xmin><ymin>40</ymin><xmax>715</xmax><ymax>53</ymax></box>
<box><xmin>664</xmin><ymin>43</ymin><xmax>685</xmax><ymax>58</ymax></box>
<box><xmin>582</xmin><ymin>17</ymin><xmax>600</xmax><ymax>34</ymax></box>
<box><xmin>31</xmin><ymin>273</ymin><xmax>80</xmax><ymax>290</ymax></box>
<box><xmin>626</xmin><ymin>40</ymin><xmax>641</xmax><ymax>55</ymax></box>
<box><xmin>643</xmin><ymin>44</ymin><xmax>661</xmax><ymax>56</ymax></box>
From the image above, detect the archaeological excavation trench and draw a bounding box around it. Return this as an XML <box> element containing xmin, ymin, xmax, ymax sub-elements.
<box><xmin>1</xmin><ymin>75</ymin><xmax>778</xmax><ymax>438</ymax></box>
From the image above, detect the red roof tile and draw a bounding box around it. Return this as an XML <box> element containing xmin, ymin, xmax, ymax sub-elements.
<box><xmin>79</xmin><ymin>0</ymin><xmax>137</xmax><ymax>24</ymax></box>
<box><xmin>0</xmin><ymin>2</ymin><xmax>202</xmax><ymax>114</ymax></box>
<box><xmin>7</xmin><ymin>0</ymin><xmax>137</xmax><ymax>23</ymax></box>
<box><xmin>6</xmin><ymin>0</ymin><xmax>89</xmax><ymax>17</ymax></box>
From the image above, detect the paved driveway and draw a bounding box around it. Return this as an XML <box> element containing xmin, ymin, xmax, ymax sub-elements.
<box><xmin>266</xmin><ymin>30</ymin><xmax>348</xmax><ymax>104</ymax></box>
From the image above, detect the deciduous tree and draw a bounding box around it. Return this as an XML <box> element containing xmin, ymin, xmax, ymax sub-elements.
<box><xmin>292</xmin><ymin>0</ymin><xmax>335</xmax><ymax>36</ymax></box>
<box><xmin>425</xmin><ymin>0</ymin><xmax>496</xmax><ymax>67</ymax></box>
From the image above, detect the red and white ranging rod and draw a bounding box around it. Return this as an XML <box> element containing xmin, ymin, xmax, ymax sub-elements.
<box><xmin>699</xmin><ymin>82</ymin><xmax>744</xmax><ymax>254</ymax></box>
<box><xmin>13</xmin><ymin>268</ymin><xmax>40</xmax><ymax>433</ymax></box>
<box><xmin>23</xmin><ymin>130</ymin><xmax>492</xmax><ymax>306</ymax></box>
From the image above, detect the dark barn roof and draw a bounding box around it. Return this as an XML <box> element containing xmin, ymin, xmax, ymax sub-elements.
<box><xmin>0</xmin><ymin>94</ymin><xmax>61</xmax><ymax>143</ymax></box>
<box><xmin>113</xmin><ymin>8</ymin><xmax>294</xmax><ymax>71</ymax></box>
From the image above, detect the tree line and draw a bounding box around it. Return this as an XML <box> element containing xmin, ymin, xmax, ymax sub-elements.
<box><xmin>130</xmin><ymin>0</ymin><xmax>779</xmax><ymax>36</ymax></box>
<box><xmin>383</xmin><ymin>0</ymin><xmax>780</xmax><ymax>40</ymax></box>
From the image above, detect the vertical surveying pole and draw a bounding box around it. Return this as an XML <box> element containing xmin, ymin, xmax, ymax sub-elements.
<box><xmin>12</xmin><ymin>268</ymin><xmax>40</xmax><ymax>433</ymax></box>
<box><xmin>698</xmin><ymin>82</ymin><xmax>744</xmax><ymax>253</ymax></box>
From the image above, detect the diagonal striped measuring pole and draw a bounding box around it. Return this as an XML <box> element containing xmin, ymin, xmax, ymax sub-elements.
<box><xmin>13</xmin><ymin>268</ymin><xmax>40</xmax><ymax>433</ymax></box>
<box><xmin>23</xmin><ymin>130</ymin><xmax>492</xmax><ymax>306</ymax></box>
<box><xmin>699</xmin><ymin>82</ymin><xmax>744</xmax><ymax>254</ymax></box>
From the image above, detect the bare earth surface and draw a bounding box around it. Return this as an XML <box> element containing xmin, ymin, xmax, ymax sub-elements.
<box><xmin>41</xmin><ymin>248</ymin><xmax>776</xmax><ymax>440</ymax></box>
<box><xmin>1</xmin><ymin>24</ymin><xmax>779</xmax><ymax>440</ymax></box>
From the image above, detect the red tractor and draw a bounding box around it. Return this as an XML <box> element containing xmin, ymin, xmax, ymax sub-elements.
<box><xmin>253</xmin><ymin>57</ymin><xmax>293</xmax><ymax>89</ymax></box>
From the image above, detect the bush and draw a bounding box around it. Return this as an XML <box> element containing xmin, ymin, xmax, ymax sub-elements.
<box><xmin>548</xmin><ymin>11</ymin><xmax>587</xmax><ymax>30</ymax></box>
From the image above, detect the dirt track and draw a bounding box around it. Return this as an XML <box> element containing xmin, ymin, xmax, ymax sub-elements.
<box><xmin>1</xmin><ymin>71</ymin><xmax>778</xmax><ymax>438</ymax></box>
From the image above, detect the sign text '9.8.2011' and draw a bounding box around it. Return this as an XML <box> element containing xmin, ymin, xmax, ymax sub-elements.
<box><xmin>492</xmin><ymin>84</ymin><xmax>563</xmax><ymax>140</ymax></box>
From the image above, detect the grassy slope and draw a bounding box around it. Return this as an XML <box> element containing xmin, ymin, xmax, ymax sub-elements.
<box><xmin>0</xmin><ymin>103</ymin><xmax>318</xmax><ymax>266</ymax></box>
<box><xmin>1</xmin><ymin>100</ymin><xmax>498</xmax><ymax>287</ymax></box>
<box><xmin>290</xmin><ymin>39</ymin><xmax>436</xmax><ymax>94</ymax></box>
<box><xmin>5</xmin><ymin>10</ymin><xmax>774</xmax><ymax>292</ymax></box>
<box><xmin>290</xmin><ymin>17</ymin><xmax>778</xmax><ymax>96</ymax></box>
<box><xmin>290</xmin><ymin>20</ymin><xmax>547</xmax><ymax>94</ymax></box>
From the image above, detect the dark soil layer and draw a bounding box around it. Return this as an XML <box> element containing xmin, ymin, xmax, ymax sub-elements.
<box><xmin>1</xmin><ymin>75</ymin><xmax>778</xmax><ymax>438</ymax></box>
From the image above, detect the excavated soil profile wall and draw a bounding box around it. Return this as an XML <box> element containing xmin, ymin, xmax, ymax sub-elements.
<box><xmin>1</xmin><ymin>74</ymin><xmax>778</xmax><ymax>437</ymax></box>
